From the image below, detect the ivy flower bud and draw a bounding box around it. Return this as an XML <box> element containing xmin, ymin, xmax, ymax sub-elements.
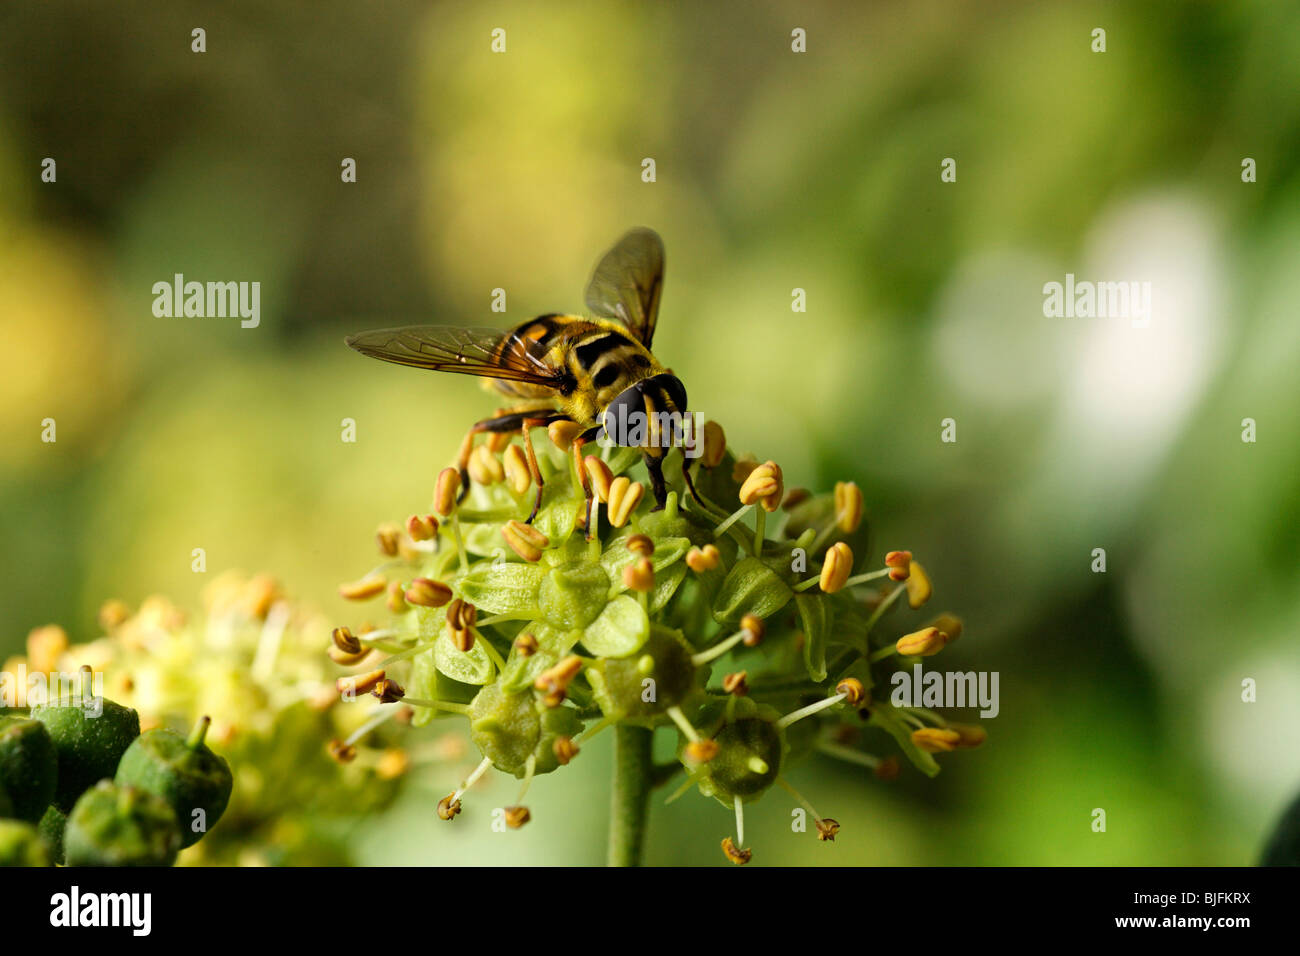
<box><xmin>884</xmin><ymin>550</ymin><xmax>912</xmax><ymax>582</ymax></box>
<box><xmin>721</xmin><ymin>836</ymin><xmax>752</xmax><ymax>865</ymax></box>
<box><xmin>896</xmin><ymin>627</ymin><xmax>946</xmax><ymax>657</ymax></box>
<box><xmin>339</xmin><ymin>574</ymin><xmax>387</xmax><ymax>601</ymax></box>
<box><xmin>502</xmin><ymin>519</ymin><xmax>549</xmax><ymax>562</ymax></box>
<box><xmin>376</xmin><ymin>523</ymin><xmax>402</xmax><ymax>557</ymax></box>
<box><xmin>583</xmin><ymin>455</ymin><xmax>614</xmax><ymax>502</ymax></box>
<box><xmin>685</xmin><ymin>544</ymin><xmax>721</xmax><ymax>573</ymax></box>
<box><xmin>911</xmin><ymin>727</ymin><xmax>962</xmax><ymax>753</ymax></box>
<box><xmin>436</xmin><ymin>793</ymin><xmax>462</xmax><ymax>820</ymax></box>
<box><xmin>405</xmin><ymin>577</ymin><xmax>453</xmax><ymax>608</ymax></box>
<box><xmin>623</xmin><ymin>558</ymin><xmax>655</xmax><ymax>593</ymax></box>
<box><xmin>819</xmin><ymin>542</ymin><xmax>854</xmax><ymax>593</ymax></box>
<box><xmin>547</xmin><ymin>420</ymin><xmax>584</xmax><ymax>451</ymax></box>
<box><xmin>701</xmin><ymin>421</ymin><xmax>727</xmax><ymax>468</ymax></box>
<box><xmin>503</xmin><ymin>445</ymin><xmax>532</xmax><ymax>496</ymax></box>
<box><xmin>433</xmin><ymin>468</ymin><xmax>461</xmax><ymax>516</ymax></box>
<box><xmin>906</xmin><ymin>560</ymin><xmax>933</xmax><ymax>609</ymax></box>
<box><xmin>406</xmin><ymin>513</ymin><xmax>439</xmax><ymax>542</ymax></box>
<box><xmin>606</xmin><ymin>477</ymin><xmax>644</xmax><ymax>528</ymax></box>
<box><xmin>834</xmin><ymin>481</ymin><xmax>863</xmax><ymax>533</ymax></box>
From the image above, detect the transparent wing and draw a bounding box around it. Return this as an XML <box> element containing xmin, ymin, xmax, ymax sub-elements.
<box><xmin>583</xmin><ymin>227</ymin><xmax>665</xmax><ymax>348</ymax></box>
<box><xmin>344</xmin><ymin>325</ymin><xmax>570</xmax><ymax>388</ymax></box>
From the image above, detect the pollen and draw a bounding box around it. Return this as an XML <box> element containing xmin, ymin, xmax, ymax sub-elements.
<box><xmin>884</xmin><ymin>550</ymin><xmax>912</xmax><ymax>582</ymax></box>
<box><xmin>685</xmin><ymin>543</ymin><xmax>721</xmax><ymax>573</ymax></box>
<box><xmin>606</xmin><ymin>477</ymin><xmax>645</xmax><ymax>528</ymax></box>
<box><xmin>376</xmin><ymin>522</ymin><xmax>403</xmax><ymax>557</ymax></box>
<box><xmin>623</xmin><ymin>558</ymin><xmax>655</xmax><ymax>593</ymax></box>
<box><xmin>583</xmin><ymin>455</ymin><xmax>614</xmax><ymax>502</ymax></box>
<box><xmin>547</xmin><ymin>420</ymin><xmax>584</xmax><ymax>451</ymax></box>
<box><xmin>468</xmin><ymin>444</ymin><xmax>505</xmax><ymax>485</ymax></box>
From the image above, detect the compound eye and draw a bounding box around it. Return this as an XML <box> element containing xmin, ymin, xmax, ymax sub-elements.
<box><xmin>601</xmin><ymin>384</ymin><xmax>645</xmax><ymax>446</ymax></box>
<box><xmin>658</xmin><ymin>374</ymin><xmax>688</xmax><ymax>412</ymax></box>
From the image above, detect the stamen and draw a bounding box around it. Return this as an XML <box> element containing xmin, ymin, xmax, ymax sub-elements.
<box><xmin>666</xmin><ymin>705</ymin><xmax>700</xmax><ymax>743</ymax></box>
<box><xmin>776</xmin><ymin>691</ymin><xmax>847</xmax><ymax>730</ymax></box>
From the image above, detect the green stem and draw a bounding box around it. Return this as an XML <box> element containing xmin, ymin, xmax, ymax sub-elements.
<box><xmin>608</xmin><ymin>724</ymin><xmax>653</xmax><ymax>867</ymax></box>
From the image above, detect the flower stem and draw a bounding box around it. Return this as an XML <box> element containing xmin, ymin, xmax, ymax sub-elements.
<box><xmin>608</xmin><ymin>724</ymin><xmax>653</xmax><ymax>867</ymax></box>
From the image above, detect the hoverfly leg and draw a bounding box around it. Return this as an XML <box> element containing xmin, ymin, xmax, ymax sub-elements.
<box><xmin>680</xmin><ymin>452</ymin><xmax>706</xmax><ymax>507</ymax></box>
<box><xmin>644</xmin><ymin>452</ymin><xmax>668</xmax><ymax>511</ymax></box>
<box><xmin>521</xmin><ymin>418</ymin><xmax>550</xmax><ymax>524</ymax></box>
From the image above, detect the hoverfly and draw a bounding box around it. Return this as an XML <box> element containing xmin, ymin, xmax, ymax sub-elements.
<box><xmin>345</xmin><ymin>228</ymin><xmax>701</xmax><ymax>524</ymax></box>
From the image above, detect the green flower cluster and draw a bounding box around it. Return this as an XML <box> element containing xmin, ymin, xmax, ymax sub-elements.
<box><xmin>3</xmin><ymin>577</ymin><xmax>425</xmax><ymax>865</ymax></box>
<box><xmin>332</xmin><ymin>428</ymin><xmax>984</xmax><ymax>865</ymax></box>
<box><xmin>0</xmin><ymin>680</ymin><xmax>231</xmax><ymax>867</ymax></box>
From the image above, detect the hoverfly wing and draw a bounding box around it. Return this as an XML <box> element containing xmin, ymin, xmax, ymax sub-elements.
<box><xmin>345</xmin><ymin>325</ymin><xmax>569</xmax><ymax>388</ymax></box>
<box><xmin>584</xmin><ymin>227</ymin><xmax>664</xmax><ymax>349</ymax></box>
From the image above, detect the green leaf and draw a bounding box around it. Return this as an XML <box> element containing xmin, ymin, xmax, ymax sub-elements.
<box><xmin>795</xmin><ymin>592</ymin><xmax>831</xmax><ymax>681</ymax></box>
<box><xmin>580</xmin><ymin>594</ymin><xmax>650</xmax><ymax>658</ymax></box>
<box><xmin>407</xmin><ymin>650</ymin><xmax>439</xmax><ymax>727</ymax></box>
<box><xmin>457</xmin><ymin>562</ymin><xmax>546</xmax><ymax>616</ymax></box>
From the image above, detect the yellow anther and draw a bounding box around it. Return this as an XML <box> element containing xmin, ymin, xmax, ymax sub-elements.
<box><xmin>685</xmin><ymin>544</ymin><xmax>721</xmax><ymax>573</ymax></box>
<box><xmin>336</xmin><ymin>669</ymin><xmax>386</xmax><ymax>698</ymax></box>
<box><xmin>583</xmin><ymin>455</ymin><xmax>614</xmax><ymax>502</ymax></box>
<box><xmin>502</xmin><ymin>519</ymin><xmax>549</xmax><ymax>562</ymax></box>
<box><xmin>433</xmin><ymin>467</ymin><xmax>461</xmax><ymax>516</ymax></box>
<box><xmin>895</xmin><ymin>626</ymin><xmax>946</xmax><ymax>657</ymax></box>
<box><xmin>622</xmin><ymin>558</ymin><xmax>655</xmax><ymax>593</ymax></box>
<box><xmin>834</xmin><ymin>481</ymin><xmax>863</xmax><ymax>533</ymax></box>
<box><xmin>547</xmin><ymin>420</ymin><xmax>584</xmax><ymax>451</ymax></box>
<box><xmin>503</xmin><ymin>445</ymin><xmax>532</xmax><ymax>496</ymax></box>
<box><xmin>819</xmin><ymin>542</ymin><xmax>854</xmax><ymax>593</ymax></box>
<box><xmin>339</xmin><ymin>574</ymin><xmax>387</xmax><ymax>602</ymax></box>
<box><xmin>406</xmin><ymin>513</ymin><xmax>439</xmax><ymax>542</ymax></box>
<box><xmin>884</xmin><ymin>550</ymin><xmax>912</xmax><ymax>582</ymax></box>
<box><xmin>404</xmin><ymin>577</ymin><xmax>453</xmax><ymax>608</ymax></box>
<box><xmin>701</xmin><ymin>421</ymin><xmax>727</xmax><ymax>468</ymax></box>
<box><xmin>606</xmin><ymin>477</ymin><xmax>645</xmax><ymax>528</ymax></box>
<box><xmin>906</xmin><ymin>560</ymin><xmax>932</xmax><ymax>609</ymax></box>
<box><xmin>911</xmin><ymin>727</ymin><xmax>962</xmax><ymax>753</ymax></box>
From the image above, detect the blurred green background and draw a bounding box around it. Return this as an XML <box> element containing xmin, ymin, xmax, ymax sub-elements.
<box><xmin>2</xmin><ymin>0</ymin><xmax>1298</xmax><ymax>865</ymax></box>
